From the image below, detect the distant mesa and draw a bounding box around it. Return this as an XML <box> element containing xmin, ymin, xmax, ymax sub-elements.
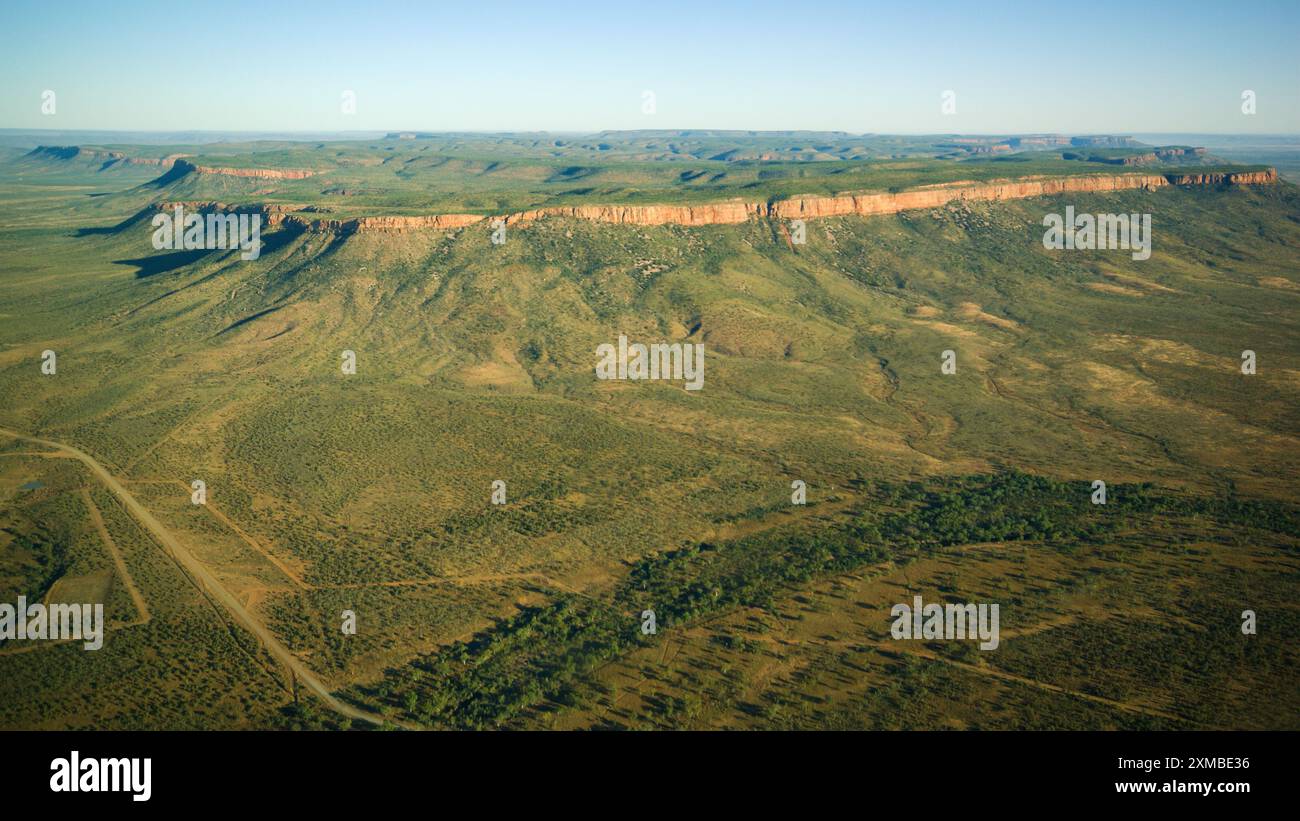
<box><xmin>1069</xmin><ymin>135</ymin><xmax>1144</xmax><ymax>148</ymax></box>
<box><xmin>1062</xmin><ymin>146</ymin><xmax>1208</xmax><ymax>167</ymax></box>
<box><xmin>25</xmin><ymin>145</ymin><xmax>190</xmax><ymax>170</ymax></box>
<box><xmin>20</xmin><ymin>148</ymin><xmax>315</xmax><ymax>181</ymax></box>
<box><xmin>1008</xmin><ymin>135</ymin><xmax>1073</xmax><ymax>148</ymax></box>
<box><xmin>938</xmin><ymin>136</ymin><xmax>1203</xmax><ymax>164</ymax></box>
<box><xmin>26</xmin><ymin>145</ymin><xmax>84</xmax><ymax>160</ymax></box>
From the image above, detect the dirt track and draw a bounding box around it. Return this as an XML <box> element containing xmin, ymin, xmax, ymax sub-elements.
<box><xmin>0</xmin><ymin>426</ymin><xmax>408</xmax><ymax>729</ymax></box>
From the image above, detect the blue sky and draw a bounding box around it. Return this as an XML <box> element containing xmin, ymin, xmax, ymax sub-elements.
<box><xmin>2</xmin><ymin>0</ymin><xmax>1297</xmax><ymax>134</ymax></box>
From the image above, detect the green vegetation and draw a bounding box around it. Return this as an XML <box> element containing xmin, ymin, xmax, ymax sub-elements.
<box><xmin>343</xmin><ymin>473</ymin><xmax>1300</xmax><ymax>729</ymax></box>
<box><xmin>0</xmin><ymin>133</ymin><xmax>1296</xmax><ymax>730</ymax></box>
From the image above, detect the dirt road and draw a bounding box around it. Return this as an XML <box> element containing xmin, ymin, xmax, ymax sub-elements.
<box><xmin>0</xmin><ymin>426</ymin><xmax>407</xmax><ymax>729</ymax></box>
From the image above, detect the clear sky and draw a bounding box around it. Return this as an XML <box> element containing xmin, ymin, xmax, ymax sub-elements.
<box><xmin>2</xmin><ymin>0</ymin><xmax>1297</xmax><ymax>134</ymax></box>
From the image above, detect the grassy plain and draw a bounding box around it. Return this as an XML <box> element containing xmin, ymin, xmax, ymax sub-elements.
<box><xmin>0</xmin><ymin>133</ymin><xmax>1296</xmax><ymax>730</ymax></box>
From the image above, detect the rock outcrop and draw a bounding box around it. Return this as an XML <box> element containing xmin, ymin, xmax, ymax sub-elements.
<box><xmin>764</xmin><ymin>173</ymin><xmax>1174</xmax><ymax>220</ymax></box>
<box><xmin>173</xmin><ymin>159</ymin><xmax>317</xmax><ymax>180</ymax></box>
<box><xmin>1117</xmin><ymin>147</ymin><xmax>1207</xmax><ymax>166</ymax></box>
<box><xmin>1165</xmin><ymin>170</ymin><xmax>1276</xmax><ymax>186</ymax></box>
<box><xmin>504</xmin><ymin>201</ymin><xmax>760</xmax><ymax>226</ymax></box>
<box><xmin>119</xmin><ymin>154</ymin><xmax>190</xmax><ymax>167</ymax></box>
<box><xmin>152</xmin><ymin>201</ymin><xmax>305</xmax><ymax>227</ymax></box>
<box><xmin>281</xmin><ymin>213</ymin><xmax>483</xmax><ymax>232</ymax></box>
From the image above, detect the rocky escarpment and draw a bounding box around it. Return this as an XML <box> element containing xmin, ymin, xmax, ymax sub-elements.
<box><xmin>282</xmin><ymin>213</ymin><xmax>483</xmax><ymax>232</ymax></box>
<box><xmin>171</xmin><ymin>159</ymin><xmax>317</xmax><ymax>180</ymax></box>
<box><xmin>148</xmin><ymin>169</ymin><xmax>1279</xmax><ymax>235</ymax></box>
<box><xmin>275</xmin><ymin>204</ymin><xmax>762</xmax><ymax>233</ymax></box>
<box><xmin>1119</xmin><ymin>147</ymin><xmax>1208</xmax><ymax>166</ymax></box>
<box><xmin>117</xmin><ymin>154</ymin><xmax>189</xmax><ymax>167</ymax></box>
<box><xmin>152</xmin><ymin>201</ymin><xmax>304</xmax><ymax>222</ymax></box>
<box><xmin>504</xmin><ymin>202</ymin><xmax>760</xmax><ymax>226</ymax></box>
<box><xmin>148</xmin><ymin>202</ymin><xmax>479</xmax><ymax>232</ymax></box>
<box><xmin>1067</xmin><ymin>147</ymin><xmax>1210</xmax><ymax>166</ymax></box>
<box><xmin>758</xmin><ymin>170</ymin><xmax>1276</xmax><ymax>221</ymax></box>
<box><xmin>496</xmin><ymin>170</ymin><xmax>1279</xmax><ymax>229</ymax></box>
<box><xmin>1071</xmin><ymin>146</ymin><xmax>1211</xmax><ymax>166</ymax></box>
<box><xmin>1165</xmin><ymin>170</ymin><xmax>1276</xmax><ymax>186</ymax></box>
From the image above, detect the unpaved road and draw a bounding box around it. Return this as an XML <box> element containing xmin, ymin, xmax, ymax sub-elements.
<box><xmin>0</xmin><ymin>426</ymin><xmax>407</xmax><ymax>729</ymax></box>
<box><xmin>79</xmin><ymin>487</ymin><xmax>151</xmax><ymax>624</ymax></box>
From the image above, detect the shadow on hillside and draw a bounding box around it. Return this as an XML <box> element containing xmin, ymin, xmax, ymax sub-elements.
<box><xmin>114</xmin><ymin>249</ymin><xmax>212</xmax><ymax>278</ymax></box>
<box><xmin>142</xmin><ymin>163</ymin><xmax>190</xmax><ymax>187</ymax></box>
<box><xmin>110</xmin><ymin>224</ymin><xmax>300</xmax><ymax>279</ymax></box>
<box><xmin>257</xmin><ymin>224</ymin><xmax>302</xmax><ymax>256</ymax></box>
<box><xmin>75</xmin><ymin>206</ymin><xmax>155</xmax><ymax>236</ymax></box>
<box><xmin>215</xmin><ymin>304</ymin><xmax>284</xmax><ymax>336</ymax></box>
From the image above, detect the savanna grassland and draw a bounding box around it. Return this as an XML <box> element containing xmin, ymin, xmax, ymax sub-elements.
<box><xmin>0</xmin><ymin>132</ymin><xmax>1296</xmax><ymax>730</ymax></box>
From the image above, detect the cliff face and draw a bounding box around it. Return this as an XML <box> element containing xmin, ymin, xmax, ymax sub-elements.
<box><xmin>499</xmin><ymin>170</ymin><xmax>1278</xmax><ymax>228</ymax></box>
<box><xmin>765</xmin><ymin>174</ymin><xmax>1174</xmax><ymax>220</ymax></box>
<box><xmin>152</xmin><ymin>202</ymin><xmax>304</xmax><ymax>228</ymax></box>
<box><xmin>173</xmin><ymin>159</ymin><xmax>317</xmax><ymax>180</ymax></box>
<box><xmin>153</xmin><ymin>169</ymin><xmax>1279</xmax><ymax>235</ymax></box>
<box><xmin>505</xmin><ymin>201</ymin><xmax>759</xmax><ymax>226</ymax></box>
<box><xmin>281</xmin><ymin>213</ymin><xmax>483</xmax><ymax>232</ymax></box>
<box><xmin>1166</xmin><ymin>170</ymin><xmax>1277</xmax><ymax>186</ymax></box>
<box><xmin>1117</xmin><ymin>147</ymin><xmax>1207</xmax><ymax>166</ymax></box>
<box><xmin>120</xmin><ymin>154</ymin><xmax>189</xmax><ymax>167</ymax></box>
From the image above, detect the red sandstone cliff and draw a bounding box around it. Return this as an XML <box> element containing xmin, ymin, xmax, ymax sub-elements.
<box><xmin>500</xmin><ymin>170</ymin><xmax>1277</xmax><ymax>228</ymax></box>
<box><xmin>173</xmin><ymin>159</ymin><xmax>317</xmax><ymax>180</ymax></box>
<box><xmin>1165</xmin><ymin>170</ymin><xmax>1276</xmax><ymax>186</ymax></box>
<box><xmin>152</xmin><ymin>169</ymin><xmax>1279</xmax><ymax>235</ymax></box>
<box><xmin>282</xmin><ymin>213</ymin><xmax>484</xmax><ymax>232</ymax></box>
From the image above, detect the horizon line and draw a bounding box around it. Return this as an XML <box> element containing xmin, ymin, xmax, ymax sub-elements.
<box><xmin>5</xmin><ymin>128</ymin><xmax>1300</xmax><ymax>135</ymax></box>
<box><xmin>3</xmin><ymin>127</ymin><xmax>1300</xmax><ymax>139</ymax></box>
